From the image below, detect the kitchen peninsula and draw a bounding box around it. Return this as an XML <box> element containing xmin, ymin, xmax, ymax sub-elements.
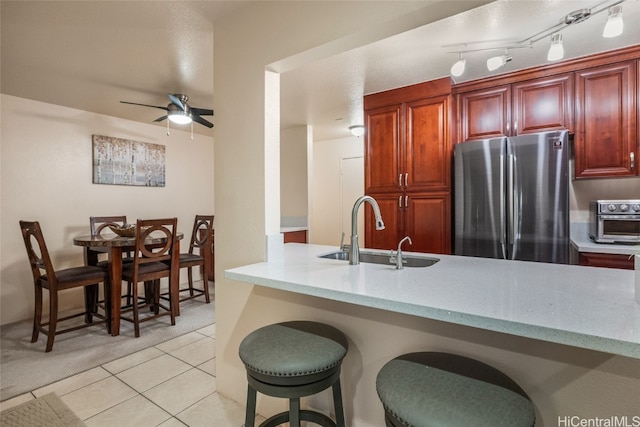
<box><xmin>226</xmin><ymin>244</ymin><xmax>639</xmax><ymax>358</ymax></box>
<box><xmin>226</xmin><ymin>244</ymin><xmax>639</xmax><ymax>425</ymax></box>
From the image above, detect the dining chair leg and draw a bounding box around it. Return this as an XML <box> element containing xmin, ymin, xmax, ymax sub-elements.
<box><xmin>187</xmin><ymin>267</ymin><xmax>195</xmax><ymax>297</ymax></box>
<box><xmin>31</xmin><ymin>284</ymin><xmax>43</xmax><ymax>343</ymax></box>
<box><xmin>132</xmin><ymin>282</ymin><xmax>140</xmax><ymax>338</ymax></box>
<box><xmin>46</xmin><ymin>290</ymin><xmax>58</xmax><ymax>352</ymax></box>
<box><xmin>84</xmin><ymin>284</ymin><xmax>98</xmax><ymax>323</ymax></box>
<box><xmin>203</xmin><ymin>274</ymin><xmax>211</xmax><ymax>304</ymax></box>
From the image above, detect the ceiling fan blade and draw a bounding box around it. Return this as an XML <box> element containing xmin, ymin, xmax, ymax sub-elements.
<box><xmin>191</xmin><ymin>107</ymin><xmax>214</xmax><ymax>116</ymax></box>
<box><xmin>153</xmin><ymin>115</ymin><xmax>168</xmax><ymax>122</ymax></box>
<box><xmin>120</xmin><ymin>101</ymin><xmax>168</xmax><ymax>111</ymax></box>
<box><xmin>167</xmin><ymin>94</ymin><xmax>186</xmax><ymax>111</ymax></box>
<box><xmin>192</xmin><ymin>114</ymin><xmax>214</xmax><ymax>128</ymax></box>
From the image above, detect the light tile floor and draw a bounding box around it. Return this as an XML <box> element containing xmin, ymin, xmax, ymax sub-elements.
<box><xmin>0</xmin><ymin>324</ymin><xmax>264</xmax><ymax>426</ymax></box>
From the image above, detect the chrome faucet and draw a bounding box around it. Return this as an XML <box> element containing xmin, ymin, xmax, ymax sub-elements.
<box><xmin>391</xmin><ymin>236</ymin><xmax>412</xmax><ymax>269</ymax></box>
<box><xmin>350</xmin><ymin>195</ymin><xmax>385</xmax><ymax>265</ymax></box>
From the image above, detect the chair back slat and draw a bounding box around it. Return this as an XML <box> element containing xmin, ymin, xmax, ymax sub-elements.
<box><xmin>132</xmin><ymin>218</ymin><xmax>178</xmax><ymax>269</ymax></box>
<box><xmin>189</xmin><ymin>215</ymin><xmax>214</xmax><ymax>255</ymax></box>
<box><xmin>90</xmin><ymin>215</ymin><xmax>128</xmax><ymax>236</ymax></box>
<box><xmin>19</xmin><ymin>221</ymin><xmax>58</xmax><ymax>286</ymax></box>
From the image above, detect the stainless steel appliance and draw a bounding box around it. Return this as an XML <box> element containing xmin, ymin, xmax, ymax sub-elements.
<box><xmin>454</xmin><ymin>130</ymin><xmax>570</xmax><ymax>264</ymax></box>
<box><xmin>589</xmin><ymin>200</ymin><xmax>640</xmax><ymax>244</ymax></box>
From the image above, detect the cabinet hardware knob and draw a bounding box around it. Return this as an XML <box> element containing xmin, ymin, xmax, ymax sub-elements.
<box><xmin>631</xmin><ymin>152</ymin><xmax>635</xmax><ymax>170</ymax></box>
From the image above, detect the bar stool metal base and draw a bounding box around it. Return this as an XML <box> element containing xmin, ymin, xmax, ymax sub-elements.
<box><xmin>244</xmin><ymin>362</ymin><xmax>345</xmax><ymax>427</ymax></box>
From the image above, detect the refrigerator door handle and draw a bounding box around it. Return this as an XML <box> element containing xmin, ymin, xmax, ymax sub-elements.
<box><xmin>500</xmin><ymin>154</ymin><xmax>507</xmax><ymax>260</ymax></box>
<box><xmin>507</xmin><ymin>153</ymin><xmax>516</xmax><ymax>258</ymax></box>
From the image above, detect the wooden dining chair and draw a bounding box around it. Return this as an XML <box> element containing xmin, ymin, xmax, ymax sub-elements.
<box><xmin>119</xmin><ymin>218</ymin><xmax>179</xmax><ymax>337</ymax></box>
<box><xmin>89</xmin><ymin>215</ymin><xmax>143</xmax><ymax>309</ymax></box>
<box><xmin>162</xmin><ymin>215</ymin><xmax>213</xmax><ymax>305</ymax></box>
<box><xmin>19</xmin><ymin>220</ymin><xmax>110</xmax><ymax>352</ymax></box>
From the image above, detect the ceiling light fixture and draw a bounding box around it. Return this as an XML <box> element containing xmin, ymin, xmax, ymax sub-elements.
<box><xmin>447</xmin><ymin>0</ymin><xmax>626</xmax><ymax>78</ymax></box>
<box><xmin>603</xmin><ymin>5</ymin><xmax>623</xmax><ymax>37</ymax></box>
<box><xmin>487</xmin><ymin>52</ymin><xmax>512</xmax><ymax>72</ymax></box>
<box><xmin>547</xmin><ymin>33</ymin><xmax>564</xmax><ymax>61</ymax></box>
<box><xmin>349</xmin><ymin>125</ymin><xmax>365</xmax><ymax>137</ymax></box>
<box><xmin>450</xmin><ymin>54</ymin><xmax>466</xmax><ymax>77</ymax></box>
<box><xmin>168</xmin><ymin>110</ymin><xmax>192</xmax><ymax>125</ymax></box>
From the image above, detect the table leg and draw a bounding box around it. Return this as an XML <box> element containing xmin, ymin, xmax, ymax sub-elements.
<box><xmin>172</xmin><ymin>240</ymin><xmax>180</xmax><ymax>318</ymax></box>
<box><xmin>110</xmin><ymin>247</ymin><xmax>123</xmax><ymax>336</ymax></box>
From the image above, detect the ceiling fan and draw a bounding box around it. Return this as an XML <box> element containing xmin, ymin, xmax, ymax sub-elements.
<box><xmin>120</xmin><ymin>93</ymin><xmax>214</xmax><ymax>128</ymax></box>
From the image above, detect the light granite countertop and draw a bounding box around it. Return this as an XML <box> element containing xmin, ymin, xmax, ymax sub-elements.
<box><xmin>226</xmin><ymin>243</ymin><xmax>640</xmax><ymax>359</ymax></box>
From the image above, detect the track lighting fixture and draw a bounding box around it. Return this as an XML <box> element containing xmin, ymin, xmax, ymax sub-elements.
<box><xmin>450</xmin><ymin>54</ymin><xmax>466</xmax><ymax>77</ymax></box>
<box><xmin>547</xmin><ymin>33</ymin><xmax>564</xmax><ymax>61</ymax></box>
<box><xmin>487</xmin><ymin>52</ymin><xmax>512</xmax><ymax>72</ymax></box>
<box><xmin>603</xmin><ymin>5</ymin><xmax>623</xmax><ymax>37</ymax></box>
<box><xmin>447</xmin><ymin>0</ymin><xmax>626</xmax><ymax>78</ymax></box>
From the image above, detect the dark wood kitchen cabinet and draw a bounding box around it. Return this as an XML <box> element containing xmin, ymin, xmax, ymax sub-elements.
<box><xmin>457</xmin><ymin>73</ymin><xmax>574</xmax><ymax>142</ymax></box>
<box><xmin>364</xmin><ymin>78</ymin><xmax>453</xmax><ymax>254</ymax></box>
<box><xmin>364</xmin><ymin>192</ymin><xmax>451</xmax><ymax>254</ymax></box>
<box><xmin>574</xmin><ymin>60</ymin><xmax>638</xmax><ymax>178</ymax></box>
<box><xmin>578</xmin><ymin>252</ymin><xmax>634</xmax><ymax>270</ymax></box>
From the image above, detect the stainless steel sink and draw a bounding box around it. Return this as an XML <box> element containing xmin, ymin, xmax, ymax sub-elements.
<box><xmin>319</xmin><ymin>250</ymin><xmax>439</xmax><ymax>268</ymax></box>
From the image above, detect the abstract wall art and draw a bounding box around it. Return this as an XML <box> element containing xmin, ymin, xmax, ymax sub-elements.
<box><xmin>92</xmin><ymin>135</ymin><xmax>165</xmax><ymax>187</ymax></box>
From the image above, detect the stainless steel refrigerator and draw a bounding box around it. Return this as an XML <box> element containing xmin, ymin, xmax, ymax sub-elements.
<box><xmin>454</xmin><ymin>130</ymin><xmax>570</xmax><ymax>264</ymax></box>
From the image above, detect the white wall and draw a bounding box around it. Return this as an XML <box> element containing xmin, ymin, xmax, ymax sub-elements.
<box><xmin>310</xmin><ymin>135</ymin><xmax>364</xmax><ymax>245</ymax></box>
<box><xmin>0</xmin><ymin>94</ymin><xmax>214</xmax><ymax>325</ymax></box>
<box><xmin>280</xmin><ymin>126</ymin><xmax>309</xmax><ymax>224</ymax></box>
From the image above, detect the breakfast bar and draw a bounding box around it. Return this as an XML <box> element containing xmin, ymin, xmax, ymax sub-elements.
<box><xmin>225</xmin><ymin>243</ymin><xmax>640</xmax><ymax>425</ymax></box>
<box><xmin>226</xmin><ymin>243</ymin><xmax>640</xmax><ymax>359</ymax></box>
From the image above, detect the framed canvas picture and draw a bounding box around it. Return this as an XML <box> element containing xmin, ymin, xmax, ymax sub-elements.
<box><xmin>92</xmin><ymin>135</ymin><xmax>165</xmax><ymax>187</ymax></box>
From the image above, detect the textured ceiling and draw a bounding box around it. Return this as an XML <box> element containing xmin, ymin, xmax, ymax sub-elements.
<box><xmin>2</xmin><ymin>1</ymin><xmax>639</xmax><ymax>141</ymax></box>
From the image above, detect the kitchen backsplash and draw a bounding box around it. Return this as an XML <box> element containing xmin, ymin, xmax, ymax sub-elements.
<box><xmin>570</xmin><ymin>176</ymin><xmax>640</xmax><ymax>221</ymax></box>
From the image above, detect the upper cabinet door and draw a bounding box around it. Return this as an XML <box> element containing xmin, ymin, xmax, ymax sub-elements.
<box><xmin>365</xmin><ymin>104</ymin><xmax>403</xmax><ymax>193</ymax></box>
<box><xmin>575</xmin><ymin>61</ymin><xmax>637</xmax><ymax>178</ymax></box>
<box><xmin>405</xmin><ymin>95</ymin><xmax>451</xmax><ymax>192</ymax></box>
<box><xmin>512</xmin><ymin>73</ymin><xmax>574</xmax><ymax>135</ymax></box>
<box><xmin>459</xmin><ymin>85</ymin><xmax>511</xmax><ymax>141</ymax></box>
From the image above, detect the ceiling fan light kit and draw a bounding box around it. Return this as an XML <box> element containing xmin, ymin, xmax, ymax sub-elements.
<box><xmin>120</xmin><ymin>93</ymin><xmax>214</xmax><ymax>138</ymax></box>
<box><xmin>448</xmin><ymin>0</ymin><xmax>625</xmax><ymax>77</ymax></box>
<box><xmin>168</xmin><ymin>110</ymin><xmax>192</xmax><ymax>124</ymax></box>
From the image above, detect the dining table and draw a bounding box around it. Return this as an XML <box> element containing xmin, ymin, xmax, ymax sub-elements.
<box><xmin>73</xmin><ymin>231</ymin><xmax>183</xmax><ymax>336</ymax></box>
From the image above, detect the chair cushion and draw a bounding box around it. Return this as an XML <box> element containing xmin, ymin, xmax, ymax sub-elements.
<box><xmin>239</xmin><ymin>321</ymin><xmax>348</xmax><ymax>379</ymax></box>
<box><xmin>96</xmin><ymin>257</ymin><xmax>133</xmax><ymax>269</ymax></box>
<box><xmin>46</xmin><ymin>266</ymin><xmax>106</xmax><ymax>284</ymax></box>
<box><xmin>178</xmin><ymin>253</ymin><xmax>203</xmax><ymax>263</ymax></box>
<box><xmin>121</xmin><ymin>262</ymin><xmax>169</xmax><ymax>278</ymax></box>
<box><xmin>376</xmin><ymin>352</ymin><xmax>535</xmax><ymax>427</ymax></box>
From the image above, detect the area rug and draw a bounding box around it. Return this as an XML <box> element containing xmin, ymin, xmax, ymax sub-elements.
<box><xmin>0</xmin><ymin>392</ymin><xmax>85</xmax><ymax>427</ymax></box>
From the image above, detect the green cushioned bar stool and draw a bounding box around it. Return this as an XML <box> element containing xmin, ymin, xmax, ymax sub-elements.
<box><xmin>376</xmin><ymin>352</ymin><xmax>535</xmax><ymax>427</ymax></box>
<box><xmin>239</xmin><ymin>321</ymin><xmax>349</xmax><ymax>427</ymax></box>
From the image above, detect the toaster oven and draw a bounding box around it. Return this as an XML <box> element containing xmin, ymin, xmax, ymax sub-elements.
<box><xmin>589</xmin><ymin>200</ymin><xmax>640</xmax><ymax>244</ymax></box>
